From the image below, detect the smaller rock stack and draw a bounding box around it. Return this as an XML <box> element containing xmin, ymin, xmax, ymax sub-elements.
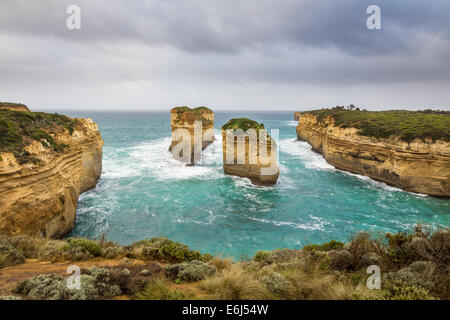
<box><xmin>169</xmin><ymin>107</ymin><xmax>215</xmax><ymax>165</ymax></box>
<box><xmin>221</xmin><ymin>118</ymin><xmax>279</xmax><ymax>186</ymax></box>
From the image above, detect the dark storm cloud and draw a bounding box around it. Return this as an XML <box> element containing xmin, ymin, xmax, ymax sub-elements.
<box><xmin>0</xmin><ymin>0</ymin><xmax>449</xmax><ymax>110</ymax></box>
<box><xmin>1</xmin><ymin>0</ymin><xmax>449</xmax><ymax>55</ymax></box>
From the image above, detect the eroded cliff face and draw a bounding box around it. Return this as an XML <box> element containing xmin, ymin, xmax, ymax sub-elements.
<box><xmin>169</xmin><ymin>107</ymin><xmax>215</xmax><ymax>165</ymax></box>
<box><xmin>222</xmin><ymin>129</ymin><xmax>279</xmax><ymax>186</ymax></box>
<box><xmin>296</xmin><ymin>113</ymin><xmax>450</xmax><ymax>197</ymax></box>
<box><xmin>0</xmin><ymin>118</ymin><xmax>103</xmax><ymax>238</ymax></box>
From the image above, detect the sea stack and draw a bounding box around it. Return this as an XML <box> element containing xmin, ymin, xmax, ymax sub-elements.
<box><xmin>169</xmin><ymin>106</ymin><xmax>215</xmax><ymax>165</ymax></box>
<box><xmin>221</xmin><ymin>118</ymin><xmax>279</xmax><ymax>186</ymax></box>
<box><xmin>294</xmin><ymin>112</ymin><xmax>301</xmax><ymax>121</ymax></box>
<box><xmin>0</xmin><ymin>108</ymin><xmax>103</xmax><ymax>238</ymax></box>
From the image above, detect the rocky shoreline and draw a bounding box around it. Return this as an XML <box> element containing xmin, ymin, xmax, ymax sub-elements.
<box><xmin>296</xmin><ymin>110</ymin><xmax>450</xmax><ymax>197</ymax></box>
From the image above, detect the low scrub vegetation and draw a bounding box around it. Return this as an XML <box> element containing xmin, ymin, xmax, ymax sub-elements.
<box><xmin>221</xmin><ymin>118</ymin><xmax>265</xmax><ymax>132</ymax></box>
<box><xmin>0</xmin><ymin>225</ymin><xmax>448</xmax><ymax>300</ymax></box>
<box><xmin>302</xmin><ymin>107</ymin><xmax>450</xmax><ymax>142</ymax></box>
<box><xmin>0</xmin><ymin>109</ymin><xmax>78</xmax><ymax>163</ymax></box>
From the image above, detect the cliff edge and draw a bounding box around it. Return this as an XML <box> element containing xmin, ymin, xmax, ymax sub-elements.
<box><xmin>296</xmin><ymin>108</ymin><xmax>450</xmax><ymax>197</ymax></box>
<box><xmin>0</xmin><ymin>109</ymin><xmax>104</xmax><ymax>238</ymax></box>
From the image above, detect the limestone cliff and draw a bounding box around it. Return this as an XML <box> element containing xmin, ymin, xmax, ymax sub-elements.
<box><xmin>294</xmin><ymin>112</ymin><xmax>301</xmax><ymax>121</ymax></box>
<box><xmin>222</xmin><ymin>118</ymin><xmax>279</xmax><ymax>186</ymax></box>
<box><xmin>296</xmin><ymin>113</ymin><xmax>450</xmax><ymax>197</ymax></box>
<box><xmin>0</xmin><ymin>110</ymin><xmax>103</xmax><ymax>238</ymax></box>
<box><xmin>0</xmin><ymin>102</ymin><xmax>30</xmax><ymax>112</ymax></box>
<box><xmin>169</xmin><ymin>106</ymin><xmax>214</xmax><ymax>165</ymax></box>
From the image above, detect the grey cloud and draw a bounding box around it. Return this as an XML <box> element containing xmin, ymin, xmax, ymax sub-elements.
<box><xmin>0</xmin><ymin>0</ymin><xmax>449</xmax><ymax>110</ymax></box>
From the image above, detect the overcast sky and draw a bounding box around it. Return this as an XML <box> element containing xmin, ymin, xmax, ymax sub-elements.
<box><xmin>1</xmin><ymin>0</ymin><xmax>449</xmax><ymax>111</ymax></box>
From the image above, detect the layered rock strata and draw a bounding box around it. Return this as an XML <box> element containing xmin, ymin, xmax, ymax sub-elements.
<box><xmin>222</xmin><ymin>118</ymin><xmax>279</xmax><ymax>185</ymax></box>
<box><xmin>296</xmin><ymin>113</ymin><xmax>450</xmax><ymax>197</ymax></box>
<box><xmin>0</xmin><ymin>112</ymin><xmax>103</xmax><ymax>237</ymax></box>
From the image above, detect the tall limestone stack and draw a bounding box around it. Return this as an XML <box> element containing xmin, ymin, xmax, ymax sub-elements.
<box><xmin>221</xmin><ymin>118</ymin><xmax>279</xmax><ymax>186</ymax></box>
<box><xmin>296</xmin><ymin>111</ymin><xmax>450</xmax><ymax>197</ymax></box>
<box><xmin>169</xmin><ymin>106</ymin><xmax>215</xmax><ymax>165</ymax></box>
<box><xmin>0</xmin><ymin>108</ymin><xmax>104</xmax><ymax>238</ymax></box>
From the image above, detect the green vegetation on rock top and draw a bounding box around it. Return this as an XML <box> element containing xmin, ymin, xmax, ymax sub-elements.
<box><xmin>0</xmin><ymin>102</ymin><xmax>29</xmax><ymax>110</ymax></box>
<box><xmin>0</xmin><ymin>109</ymin><xmax>78</xmax><ymax>163</ymax></box>
<box><xmin>172</xmin><ymin>106</ymin><xmax>213</xmax><ymax>114</ymax></box>
<box><xmin>302</xmin><ymin>107</ymin><xmax>450</xmax><ymax>142</ymax></box>
<box><xmin>221</xmin><ymin>118</ymin><xmax>265</xmax><ymax>132</ymax></box>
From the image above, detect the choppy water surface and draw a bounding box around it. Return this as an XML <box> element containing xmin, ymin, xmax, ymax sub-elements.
<box><xmin>62</xmin><ymin>111</ymin><xmax>449</xmax><ymax>258</ymax></box>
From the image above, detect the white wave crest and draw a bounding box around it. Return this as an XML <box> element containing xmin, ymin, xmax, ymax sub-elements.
<box><xmin>279</xmin><ymin>139</ymin><xmax>335</xmax><ymax>171</ymax></box>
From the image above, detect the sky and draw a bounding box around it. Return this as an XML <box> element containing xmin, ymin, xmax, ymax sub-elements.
<box><xmin>0</xmin><ymin>0</ymin><xmax>449</xmax><ymax>111</ymax></box>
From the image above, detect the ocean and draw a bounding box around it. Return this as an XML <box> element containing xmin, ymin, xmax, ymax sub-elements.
<box><xmin>59</xmin><ymin>111</ymin><xmax>449</xmax><ymax>259</ymax></box>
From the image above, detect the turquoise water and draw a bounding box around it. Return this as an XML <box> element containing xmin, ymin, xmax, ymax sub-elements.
<box><xmin>62</xmin><ymin>111</ymin><xmax>449</xmax><ymax>259</ymax></box>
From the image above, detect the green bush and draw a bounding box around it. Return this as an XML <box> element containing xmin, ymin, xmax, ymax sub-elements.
<box><xmin>222</xmin><ymin>118</ymin><xmax>265</xmax><ymax>132</ymax></box>
<box><xmin>133</xmin><ymin>237</ymin><xmax>210</xmax><ymax>263</ymax></box>
<box><xmin>303</xmin><ymin>240</ymin><xmax>344</xmax><ymax>252</ymax></box>
<box><xmin>63</xmin><ymin>238</ymin><xmax>102</xmax><ymax>257</ymax></box>
<box><xmin>135</xmin><ymin>277</ymin><xmax>189</xmax><ymax>300</ymax></box>
<box><xmin>15</xmin><ymin>267</ymin><xmax>121</xmax><ymax>300</ymax></box>
<box><xmin>165</xmin><ymin>260</ymin><xmax>217</xmax><ymax>282</ymax></box>
<box><xmin>253</xmin><ymin>250</ymin><xmax>271</xmax><ymax>263</ymax></box>
<box><xmin>0</xmin><ymin>239</ymin><xmax>25</xmax><ymax>268</ymax></box>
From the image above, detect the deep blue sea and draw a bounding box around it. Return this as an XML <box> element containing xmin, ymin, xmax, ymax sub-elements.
<box><xmin>59</xmin><ymin>111</ymin><xmax>449</xmax><ymax>259</ymax></box>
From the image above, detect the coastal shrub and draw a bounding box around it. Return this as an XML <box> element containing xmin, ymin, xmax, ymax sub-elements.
<box><xmin>198</xmin><ymin>267</ymin><xmax>272</xmax><ymax>300</ymax></box>
<box><xmin>108</xmin><ymin>262</ymin><xmax>164</xmax><ymax>294</ymax></box>
<box><xmin>135</xmin><ymin>277</ymin><xmax>189</xmax><ymax>300</ymax></box>
<box><xmin>259</xmin><ymin>271</ymin><xmax>295</xmax><ymax>299</ymax></box>
<box><xmin>221</xmin><ymin>118</ymin><xmax>265</xmax><ymax>132</ymax></box>
<box><xmin>0</xmin><ymin>239</ymin><xmax>25</xmax><ymax>268</ymax></box>
<box><xmin>101</xmin><ymin>246</ymin><xmax>125</xmax><ymax>259</ymax></box>
<box><xmin>62</xmin><ymin>238</ymin><xmax>102</xmax><ymax>258</ymax></box>
<box><xmin>165</xmin><ymin>260</ymin><xmax>217</xmax><ymax>282</ymax></box>
<box><xmin>0</xmin><ymin>109</ymin><xmax>78</xmax><ymax>163</ymax></box>
<box><xmin>327</xmin><ymin>250</ymin><xmax>354</xmax><ymax>270</ymax></box>
<box><xmin>302</xmin><ymin>108</ymin><xmax>450</xmax><ymax>142</ymax></box>
<box><xmin>8</xmin><ymin>235</ymin><xmax>42</xmax><ymax>258</ymax></box>
<box><xmin>382</xmin><ymin>280</ymin><xmax>436</xmax><ymax>300</ymax></box>
<box><xmin>208</xmin><ymin>256</ymin><xmax>232</xmax><ymax>271</ymax></box>
<box><xmin>132</xmin><ymin>237</ymin><xmax>209</xmax><ymax>263</ymax></box>
<box><xmin>303</xmin><ymin>240</ymin><xmax>344</xmax><ymax>252</ymax></box>
<box><xmin>253</xmin><ymin>250</ymin><xmax>271</xmax><ymax>263</ymax></box>
<box><xmin>15</xmin><ymin>268</ymin><xmax>121</xmax><ymax>300</ymax></box>
<box><xmin>37</xmin><ymin>240</ymin><xmax>66</xmax><ymax>262</ymax></box>
<box><xmin>281</xmin><ymin>269</ymin><xmax>336</xmax><ymax>300</ymax></box>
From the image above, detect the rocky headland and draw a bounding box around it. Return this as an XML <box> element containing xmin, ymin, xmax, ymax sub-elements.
<box><xmin>0</xmin><ymin>108</ymin><xmax>104</xmax><ymax>238</ymax></box>
<box><xmin>296</xmin><ymin>108</ymin><xmax>450</xmax><ymax>197</ymax></box>
<box><xmin>221</xmin><ymin>118</ymin><xmax>279</xmax><ymax>185</ymax></box>
<box><xmin>0</xmin><ymin>102</ymin><xmax>30</xmax><ymax>112</ymax></box>
<box><xmin>169</xmin><ymin>106</ymin><xmax>215</xmax><ymax>165</ymax></box>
